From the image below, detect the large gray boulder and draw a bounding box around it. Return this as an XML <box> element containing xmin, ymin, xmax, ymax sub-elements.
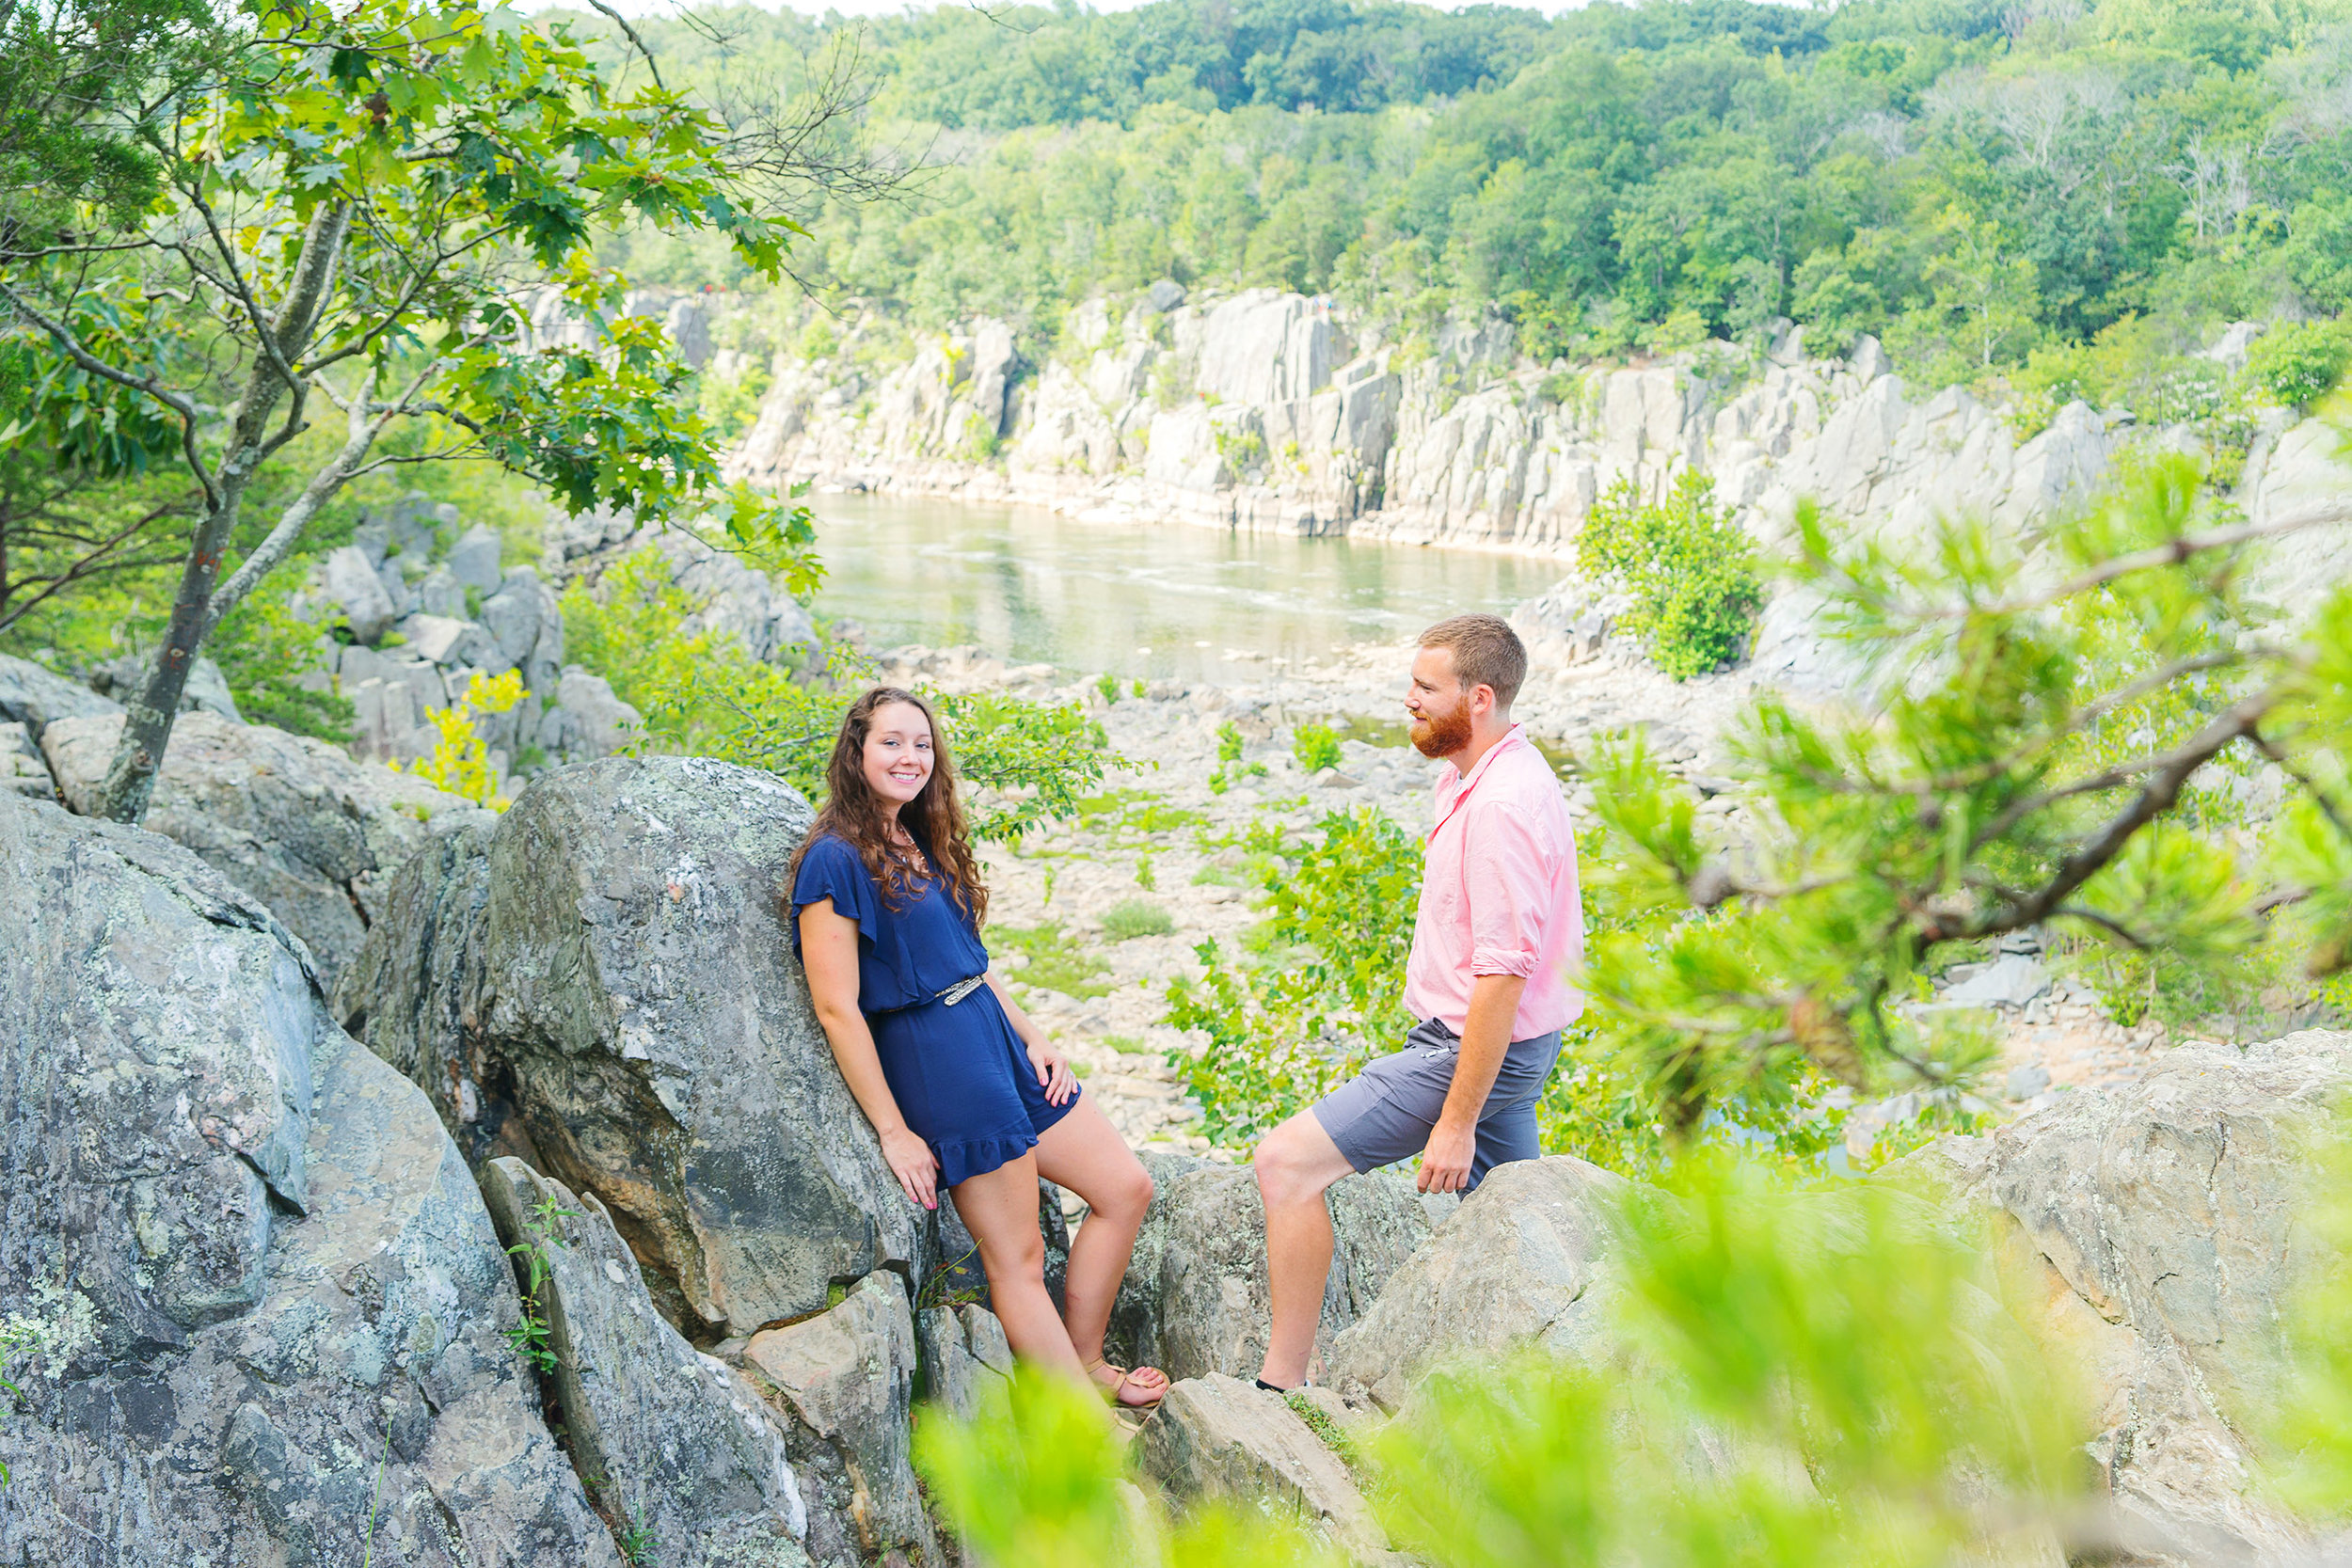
<box><xmin>480</xmin><ymin>1159</ymin><xmax>812</xmax><ymax>1568</ymax></box>
<box><xmin>915</xmin><ymin>1303</ymin><xmax>1013</xmax><ymax>1421</ymax></box>
<box><xmin>479</xmin><ymin>565</ymin><xmax>564</xmax><ymax>694</ymax></box>
<box><xmin>1326</xmin><ymin>1155</ymin><xmax>1627</xmax><ymax>1411</ymax></box>
<box><xmin>1139</xmin><ymin>1373</ymin><xmax>1390</xmax><ymax>1561</ymax></box>
<box><xmin>1</xmin><ymin>721</ymin><xmax>55</xmax><ymax>800</ymax></box>
<box><xmin>339</xmin><ymin>754</ymin><xmax>931</xmax><ymax>1335</ymax></box>
<box><xmin>0</xmin><ymin>650</ymin><xmax>119</xmax><ymax>737</ymax></box>
<box><xmin>324</xmin><ymin>541</ymin><xmax>401</xmax><ymax>642</ymax></box>
<box><xmin>739</xmin><ymin>1273</ymin><xmax>941</xmax><ymax>1568</ymax></box>
<box><xmin>0</xmin><ymin>791</ymin><xmax>617</xmax><ymax>1565</ymax></box>
<box><xmin>39</xmin><ymin>707</ymin><xmax>488</xmax><ymax>987</ymax></box>
<box><xmin>1114</xmin><ymin>1158</ymin><xmax>1439</xmax><ymax>1383</ymax></box>
<box><xmin>1909</xmin><ymin>1031</ymin><xmax>2352</xmax><ymax>1560</ymax></box>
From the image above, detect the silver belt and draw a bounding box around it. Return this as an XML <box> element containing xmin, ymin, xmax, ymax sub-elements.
<box><xmin>938</xmin><ymin>975</ymin><xmax>987</xmax><ymax>1006</ymax></box>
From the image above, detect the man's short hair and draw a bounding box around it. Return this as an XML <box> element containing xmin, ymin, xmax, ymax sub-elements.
<box><xmin>1419</xmin><ymin>613</ymin><xmax>1527</xmax><ymax>707</ymax></box>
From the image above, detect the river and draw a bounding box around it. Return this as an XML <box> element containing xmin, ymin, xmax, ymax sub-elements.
<box><xmin>808</xmin><ymin>494</ymin><xmax>1558</xmax><ymax>685</ymax></box>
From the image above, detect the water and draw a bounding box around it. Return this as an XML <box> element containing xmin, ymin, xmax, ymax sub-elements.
<box><xmin>809</xmin><ymin>494</ymin><xmax>1557</xmax><ymax>685</ymax></box>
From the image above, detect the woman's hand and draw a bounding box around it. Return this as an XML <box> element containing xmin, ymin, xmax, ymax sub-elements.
<box><xmin>1025</xmin><ymin>1037</ymin><xmax>1078</xmax><ymax>1106</ymax></box>
<box><xmin>879</xmin><ymin>1125</ymin><xmax>941</xmax><ymax>1210</ymax></box>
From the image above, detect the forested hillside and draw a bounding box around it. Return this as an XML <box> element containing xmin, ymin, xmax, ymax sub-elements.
<box><xmin>592</xmin><ymin>0</ymin><xmax>2352</xmax><ymax>401</ymax></box>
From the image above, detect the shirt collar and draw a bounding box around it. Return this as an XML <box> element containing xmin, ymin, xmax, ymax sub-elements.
<box><xmin>1433</xmin><ymin>723</ymin><xmax>1528</xmax><ymax>830</ymax></box>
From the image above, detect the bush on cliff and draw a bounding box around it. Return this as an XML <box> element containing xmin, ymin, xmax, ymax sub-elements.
<box><xmin>1578</xmin><ymin>473</ymin><xmax>1762</xmax><ymax>681</ymax></box>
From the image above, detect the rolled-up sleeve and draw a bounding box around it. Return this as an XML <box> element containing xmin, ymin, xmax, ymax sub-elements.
<box><xmin>1462</xmin><ymin>800</ymin><xmax>1556</xmax><ymax>979</ymax></box>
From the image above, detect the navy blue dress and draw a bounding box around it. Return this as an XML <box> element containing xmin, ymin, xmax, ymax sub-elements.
<box><xmin>790</xmin><ymin>832</ymin><xmax>1078</xmax><ymax>1188</ymax></box>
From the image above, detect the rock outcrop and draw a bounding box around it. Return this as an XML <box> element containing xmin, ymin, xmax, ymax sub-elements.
<box><xmin>1141</xmin><ymin>1373</ymin><xmax>1391</xmax><ymax>1561</ymax></box>
<box><xmin>480</xmin><ymin>1159</ymin><xmax>812</xmax><ymax>1568</ymax></box>
<box><xmin>338</xmin><ymin>754</ymin><xmax>937</xmax><ymax>1336</ymax></box>
<box><xmin>0</xmin><ymin>650</ymin><xmax>121</xmax><ymax>738</ymax></box>
<box><xmin>38</xmin><ymin>707</ymin><xmax>488</xmax><ymax>988</ymax></box>
<box><xmin>739</xmin><ymin>1273</ymin><xmax>942</xmax><ymax>1568</ymax></box>
<box><xmin>1326</xmin><ymin>1156</ymin><xmax>1626</xmax><ymax>1410</ymax></box>
<box><xmin>1901</xmin><ymin>1030</ymin><xmax>2352</xmax><ymax>1561</ymax></box>
<box><xmin>0</xmin><ymin>790</ymin><xmax>616</xmax><ymax>1566</ymax></box>
<box><xmin>1108</xmin><ymin>1159</ymin><xmax>1441</xmax><ymax>1383</ymax></box>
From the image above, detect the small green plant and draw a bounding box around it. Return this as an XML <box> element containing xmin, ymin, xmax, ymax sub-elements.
<box><xmin>992</xmin><ymin>921</ymin><xmax>1113</xmax><ymax>997</ymax></box>
<box><xmin>1102</xmin><ymin>1033</ymin><xmax>1154</xmax><ymax>1054</ymax></box>
<box><xmin>1095</xmin><ymin>672</ymin><xmax>1120</xmax><ymax>705</ymax></box>
<box><xmin>0</xmin><ymin>1324</ymin><xmax>24</xmax><ymax>1486</ymax></box>
<box><xmin>618</xmin><ymin>1511</ymin><xmax>658</xmax><ymax>1565</ymax></box>
<box><xmin>399</xmin><ymin>668</ymin><xmax>527</xmax><ymax>810</ymax></box>
<box><xmin>1209</xmin><ymin>721</ymin><xmax>1269</xmax><ymax>792</ymax></box>
<box><xmin>1292</xmin><ymin>723</ymin><xmax>1343</xmax><ymax>774</ymax></box>
<box><xmin>1104</xmin><ymin>898</ymin><xmax>1175</xmax><ymax>941</ymax></box>
<box><xmin>1284</xmin><ymin>1391</ymin><xmax>1359</xmax><ymax>1466</ymax></box>
<box><xmin>1578</xmin><ymin>472</ymin><xmax>1762</xmax><ymax>680</ymax></box>
<box><xmin>1135</xmin><ymin>852</ymin><xmax>1157</xmax><ymax>891</ymax></box>
<box><xmin>502</xmin><ymin>1191</ymin><xmax>580</xmax><ymax>1376</ymax></box>
<box><xmin>1132</xmin><ymin>677</ymin><xmax>1148</xmax><ymax>697</ymax></box>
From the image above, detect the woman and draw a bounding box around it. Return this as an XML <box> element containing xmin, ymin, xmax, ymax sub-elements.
<box><xmin>790</xmin><ymin>687</ymin><xmax>1169</xmax><ymax>1409</ymax></box>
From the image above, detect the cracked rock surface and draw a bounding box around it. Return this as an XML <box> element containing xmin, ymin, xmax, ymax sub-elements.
<box><xmin>0</xmin><ymin>790</ymin><xmax>614</xmax><ymax>1567</ymax></box>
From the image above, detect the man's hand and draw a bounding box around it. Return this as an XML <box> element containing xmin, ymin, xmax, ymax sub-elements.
<box><xmin>1418</xmin><ymin>1117</ymin><xmax>1476</xmax><ymax>1193</ymax></box>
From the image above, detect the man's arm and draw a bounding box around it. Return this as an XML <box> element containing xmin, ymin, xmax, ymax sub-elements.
<box><xmin>1418</xmin><ymin>971</ymin><xmax>1526</xmax><ymax>1194</ymax></box>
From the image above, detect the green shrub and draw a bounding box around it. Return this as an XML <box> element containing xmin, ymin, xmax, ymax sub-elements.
<box><xmin>1094</xmin><ymin>671</ymin><xmax>1120</xmax><ymax>705</ymax></box>
<box><xmin>1164</xmin><ymin>808</ymin><xmax>1421</xmax><ymax>1145</ymax></box>
<box><xmin>1578</xmin><ymin>473</ymin><xmax>1762</xmax><ymax>681</ymax></box>
<box><xmin>1291</xmin><ymin>722</ymin><xmax>1343</xmax><ymax>774</ymax></box>
<box><xmin>1104</xmin><ymin>897</ymin><xmax>1175</xmax><ymax>941</ymax></box>
<box><xmin>2248</xmin><ymin>318</ymin><xmax>2352</xmax><ymax>411</ymax></box>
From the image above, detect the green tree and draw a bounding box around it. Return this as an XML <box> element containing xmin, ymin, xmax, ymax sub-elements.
<box><xmin>1</xmin><ymin>0</ymin><xmax>815</xmax><ymax>823</ymax></box>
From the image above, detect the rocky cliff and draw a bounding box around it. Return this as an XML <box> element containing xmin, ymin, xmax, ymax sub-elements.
<box><xmin>722</xmin><ymin>289</ymin><xmax>2351</xmax><ymax>637</ymax></box>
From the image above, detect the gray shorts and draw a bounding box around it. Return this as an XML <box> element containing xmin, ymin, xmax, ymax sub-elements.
<box><xmin>1311</xmin><ymin>1018</ymin><xmax>1564</xmax><ymax>1192</ymax></box>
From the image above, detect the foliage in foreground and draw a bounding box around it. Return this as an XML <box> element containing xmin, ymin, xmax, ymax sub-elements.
<box><xmin>1586</xmin><ymin>448</ymin><xmax>2352</xmax><ymax>1132</ymax></box>
<box><xmin>916</xmin><ymin>1148</ymin><xmax>2352</xmax><ymax>1566</ymax></box>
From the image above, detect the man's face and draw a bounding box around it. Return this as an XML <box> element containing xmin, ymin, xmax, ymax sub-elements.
<box><xmin>1406</xmin><ymin>645</ymin><xmax>1475</xmax><ymax>759</ymax></box>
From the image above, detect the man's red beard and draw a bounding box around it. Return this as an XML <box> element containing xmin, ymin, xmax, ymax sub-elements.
<box><xmin>1409</xmin><ymin>702</ymin><xmax>1473</xmax><ymax>759</ymax></box>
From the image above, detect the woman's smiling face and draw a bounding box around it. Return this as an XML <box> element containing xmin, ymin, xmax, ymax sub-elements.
<box><xmin>862</xmin><ymin>700</ymin><xmax>935</xmax><ymax>810</ymax></box>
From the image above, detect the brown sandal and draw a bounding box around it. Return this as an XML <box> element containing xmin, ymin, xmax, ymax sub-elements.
<box><xmin>1084</xmin><ymin>1358</ymin><xmax>1168</xmax><ymax>1410</ymax></box>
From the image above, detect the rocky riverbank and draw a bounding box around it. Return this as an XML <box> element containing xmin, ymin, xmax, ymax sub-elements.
<box><xmin>707</xmin><ymin>285</ymin><xmax>2352</xmax><ymax>637</ymax></box>
<box><xmin>6</xmin><ymin>761</ymin><xmax>2345</xmax><ymax>1565</ymax></box>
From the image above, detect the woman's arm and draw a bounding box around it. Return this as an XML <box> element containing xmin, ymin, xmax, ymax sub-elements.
<box><xmin>801</xmin><ymin>898</ymin><xmax>942</xmax><ymax>1209</ymax></box>
<box><xmin>985</xmin><ymin>971</ymin><xmax>1076</xmax><ymax>1106</ymax></box>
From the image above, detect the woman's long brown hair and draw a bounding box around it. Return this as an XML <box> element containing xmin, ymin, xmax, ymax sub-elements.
<box><xmin>791</xmin><ymin>687</ymin><xmax>987</xmax><ymax>924</ymax></box>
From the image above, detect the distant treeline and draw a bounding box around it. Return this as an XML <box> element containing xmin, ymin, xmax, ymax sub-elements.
<box><xmin>586</xmin><ymin>0</ymin><xmax>2352</xmax><ymax>390</ymax></box>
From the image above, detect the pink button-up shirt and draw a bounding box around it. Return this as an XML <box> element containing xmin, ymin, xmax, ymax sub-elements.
<box><xmin>1402</xmin><ymin>724</ymin><xmax>1584</xmax><ymax>1039</ymax></box>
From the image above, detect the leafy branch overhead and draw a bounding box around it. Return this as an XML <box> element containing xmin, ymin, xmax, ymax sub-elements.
<box><xmin>1583</xmin><ymin>445</ymin><xmax>2352</xmax><ymax>1132</ymax></box>
<box><xmin>0</xmin><ymin>0</ymin><xmax>849</xmax><ymax>822</ymax></box>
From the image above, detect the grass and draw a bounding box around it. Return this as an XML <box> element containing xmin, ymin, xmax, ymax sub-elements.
<box><xmin>1103</xmin><ymin>1034</ymin><xmax>1157</xmax><ymax>1054</ymax></box>
<box><xmin>1103</xmin><ymin>898</ymin><xmax>1175</xmax><ymax>942</ymax></box>
<box><xmin>1283</xmin><ymin>1391</ymin><xmax>1359</xmax><ymax>1467</ymax></box>
<box><xmin>991</xmin><ymin>921</ymin><xmax>1113</xmax><ymax>997</ymax></box>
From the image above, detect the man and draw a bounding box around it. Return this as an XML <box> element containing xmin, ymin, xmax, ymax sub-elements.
<box><xmin>1250</xmin><ymin>613</ymin><xmax>1583</xmax><ymax>1392</ymax></box>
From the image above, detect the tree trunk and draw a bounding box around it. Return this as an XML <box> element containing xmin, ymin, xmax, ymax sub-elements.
<box><xmin>95</xmin><ymin>200</ymin><xmax>350</xmax><ymax>823</ymax></box>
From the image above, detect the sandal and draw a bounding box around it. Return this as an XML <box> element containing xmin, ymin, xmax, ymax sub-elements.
<box><xmin>1084</xmin><ymin>1358</ymin><xmax>1169</xmax><ymax>1411</ymax></box>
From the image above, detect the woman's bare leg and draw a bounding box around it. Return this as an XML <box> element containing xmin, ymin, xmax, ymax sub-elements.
<box><xmin>1033</xmin><ymin>1097</ymin><xmax>1161</xmax><ymax>1397</ymax></box>
<box><xmin>947</xmin><ymin>1153</ymin><xmax>1085</xmax><ymax>1380</ymax></box>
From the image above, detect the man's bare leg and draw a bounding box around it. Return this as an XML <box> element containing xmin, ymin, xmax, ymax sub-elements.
<box><xmin>1252</xmin><ymin>1109</ymin><xmax>1358</xmax><ymax>1388</ymax></box>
